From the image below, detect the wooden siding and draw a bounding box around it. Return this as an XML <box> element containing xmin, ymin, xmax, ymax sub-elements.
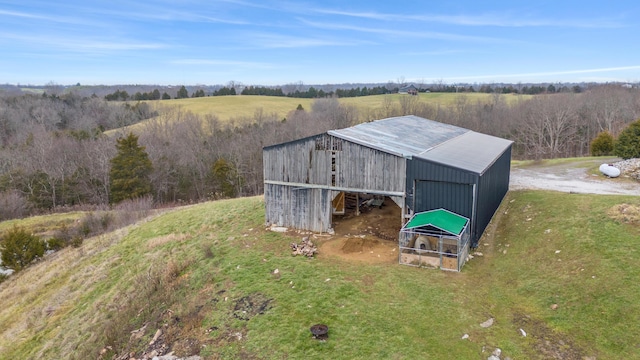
<box><xmin>263</xmin><ymin>133</ymin><xmax>407</xmax><ymax>232</ymax></box>
<box><xmin>264</xmin><ymin>183</ymin><xmax>332</xmax><ymax>232</ymax></box>
<box><xmin>336</xmin><ymin>140</ymin><xmax>405</xmax><ymax>192</ymax></box>
<box><xmin>264</xmin><ymin>134</ymin><xmax>406</xmax><ymax>193</ymax></box>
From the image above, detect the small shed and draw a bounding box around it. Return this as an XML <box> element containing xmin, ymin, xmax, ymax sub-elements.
<box><xmin>399</xmin><ymin>209</ymin><xmax>471</xmax><ymax>271</ymax></box>
<box><xmin>263</xmin><ymin>115</ymin><xmax>512</xmax><ymax>251</ymax></box>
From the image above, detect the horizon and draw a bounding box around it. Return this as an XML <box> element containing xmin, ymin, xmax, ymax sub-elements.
<box><xmin>1</xmin><ymin>1</ymin><xmax>640</xmax><ymax>86</ymax></box>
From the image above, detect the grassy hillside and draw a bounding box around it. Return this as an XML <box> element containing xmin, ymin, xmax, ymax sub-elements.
<box><xmin>104</xmin><ymin>92</ymin><xmax>531</xmax><ymax>136</ymax></box>
<box><xmin>1</xmin><ymin>190</ymin><xmax>638</xmax><ymax>359</ymax></box>
<box><xmin>153</xmin><ymin>95</ymin><xmax>315</xmax><ymax>123</ymax></box>
<box><xmin>142</xmin><ymin>92</ymin><xmax>529</xmax><ymax>124</ymax></box>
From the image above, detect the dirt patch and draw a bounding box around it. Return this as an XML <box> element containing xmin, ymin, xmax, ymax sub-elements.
<box><xmin>512</xmin><ymin>313</ymin><xmax>589</xmax><ymax>360</ymax></box>
<box><xmin>320</xmin><ymin>236</ymin><xmax>398</xmax><ymax>264</ymax></box>
<box><xmin>233</xmin><ymin>293</ymin><xmax>273</xmax><ymax>321</ymax></box>
<box><xmin>341</xmin><ymin>236</ymin><xmax>384</xmax><ymax>253</ymax></box>
<box><xmin>317</xmin><ymin>198</ymin><xmax>401</xmax><ymax>264</ymax></box>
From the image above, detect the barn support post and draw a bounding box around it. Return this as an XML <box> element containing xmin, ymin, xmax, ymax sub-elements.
<box><xmin>400</xmin><ymin>196</ymin><xmax>406</xmax><ymax>227</ymax></box>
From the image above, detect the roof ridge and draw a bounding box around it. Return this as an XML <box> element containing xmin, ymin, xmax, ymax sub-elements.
<box><xmin>416</xmin><ymin>129</ymin><xmax>472</xmax><ymax>156</ymax></box>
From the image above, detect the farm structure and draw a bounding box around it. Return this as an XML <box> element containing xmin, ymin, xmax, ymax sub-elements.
<box><xmin>399</xmin><ymin>209</ymin><xmax>471</xmax><ymax>271</ymax></box>
<box><xmin>263</xmin><ymin>115</ymin><xmax>512</xmax><ymax>270</ymax></box>
<box><xmin>398</xmin><ymin>84</ymin><xmax>419</xmax><ymax>95</ymax></box>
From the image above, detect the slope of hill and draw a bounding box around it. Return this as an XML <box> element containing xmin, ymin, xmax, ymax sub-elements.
<box><xmin>153</xmin><ymin>95</ymin><xmax>315</xmax><ymax>122</ymax></box>
<box><xmin>1</xmin><ymin>177</ymin><xmax>638</xmax><ymax>358</ymax></box>
<box><xmin>141</xmin><ymin>92</ymin><xmax>526</xmax><ymax>123</ymax></box>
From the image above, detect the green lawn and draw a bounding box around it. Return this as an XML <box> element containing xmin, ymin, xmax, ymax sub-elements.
<box><xmin>1</xmin><ymin>189</ymin><xmax>638</xmax><ymax>359</ymax></box>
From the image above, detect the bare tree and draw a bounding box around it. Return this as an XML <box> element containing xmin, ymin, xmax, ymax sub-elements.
<box><xmin>580</xmin><ymin>85</ymin><xmax>637</xmax><ymax>135</ymax></box>
<box><xmin>515</xmin><ymin>94</ymin><xmax>578</xmax><ymax>159</ymax></box>
<box><xmin>398</xmin><ymin>94</ymin><xmax>420</xmax><ymax>115</ymax></box>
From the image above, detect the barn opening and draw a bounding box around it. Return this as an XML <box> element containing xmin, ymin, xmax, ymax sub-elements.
<box><xmin>331</xmin><ymin>194</ymin><xmax>402</xmax><ymax>241</ymax></box>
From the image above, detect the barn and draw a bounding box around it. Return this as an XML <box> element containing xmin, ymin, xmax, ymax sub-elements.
<box><xmin>263</xmin><ymin>115</ymin><xmax>512</xmax><ymax>270</ymax></box>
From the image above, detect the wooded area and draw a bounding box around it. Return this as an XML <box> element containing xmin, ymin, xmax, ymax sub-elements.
<box><xmin>0</xmin><ymin>84</ymin><xmax>639</xmax><ymax>219</ymax></box>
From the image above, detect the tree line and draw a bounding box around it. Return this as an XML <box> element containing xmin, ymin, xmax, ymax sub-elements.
<box><xmin>0</xmin><ymin>84</ymin><xmax>639</xmax><ymax>221</ymax></box>
<box><xmin>104</xmin><ymin>83</ymin><xmax>587</xmax><ymax>101</ymax></box>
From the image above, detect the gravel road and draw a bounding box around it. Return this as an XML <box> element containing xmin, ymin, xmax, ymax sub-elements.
<box><xmin>509</xmin><ymin>158</ymin><xmax>640</xmax><ymax>196</ymax></box>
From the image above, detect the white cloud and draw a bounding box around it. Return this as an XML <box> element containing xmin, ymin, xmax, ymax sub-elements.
<box><xmin>170</xmin><ymin>59</ymin><xmax>273</xmax><ymax>69</ymax></box>
<box><xmin>434</xmin><ymin>65</ymin><xmax>640</xmax><ymax>82</ymax></box>
<box><xmin>313</xmin><ymin>8</ymin><xmax>625</xmax><ymax>28</ymax></box>
<box><xmin>298</xmin><ymin>18</ymin><xmax>510</xmax><ymax>43</ymax></box>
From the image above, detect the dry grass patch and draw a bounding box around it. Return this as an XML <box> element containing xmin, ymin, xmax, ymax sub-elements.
<box><xmin>607</xmin><ymin>203</ymin><xmax>640</xmax><ymax>225</ymax></box>
<box><xmin>146</xmin><ymin>233</ymin><xmax>189</xmax><ymax>249</ymax></box>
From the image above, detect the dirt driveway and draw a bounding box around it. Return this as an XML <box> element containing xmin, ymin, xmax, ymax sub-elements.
<box><xmin>509</xmin><ymin>157</ymin><xmax>640</xmax><ymax>195</ymax></box>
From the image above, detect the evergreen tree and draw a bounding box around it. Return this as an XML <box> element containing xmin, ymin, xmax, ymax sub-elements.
<box><xmin>211</xmin><ymin>158</ymin><xmax>238</xmax><ymax>198</ymax></box>
<box><xmin>0</xmin><ymin>227</ymin><xmax>45</xmax><ymax>272</ymax></box>
<box><xmin>176</xmin><ymin>86</ymin><xmax>189</xmax><ymax>99</ymax></box>
<box><xmin>590</xmin><ymin>131</ymin><xmax>615</xmax><ymax>156</ymax></box>
<box><xmin>614</xmin><ymin>119</ymin><xmax>640</xmax><ymax>159</ymax></box>
<box><xmin>109</xmin><ymin>133</ymin><xmax>153</xmax><ymax>203</ymax></box>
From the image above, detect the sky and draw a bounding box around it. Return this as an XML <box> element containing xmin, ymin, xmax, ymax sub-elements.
<box><xmin>1</xmin><ymin>0</ymin><xmax>640</xmax><ymax>86</ymax></box>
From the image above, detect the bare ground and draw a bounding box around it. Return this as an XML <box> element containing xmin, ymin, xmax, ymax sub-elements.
<box><xmin>316</xmin><ymin>199</ymin><xmax>401</xmax><ymax>264</ymax></box>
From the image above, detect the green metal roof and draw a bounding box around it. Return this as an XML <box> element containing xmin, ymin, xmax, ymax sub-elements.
<box><xmin>403</xmin><ymin>209</ymin><xmax>469</xmax><ymax>235</ymax></box>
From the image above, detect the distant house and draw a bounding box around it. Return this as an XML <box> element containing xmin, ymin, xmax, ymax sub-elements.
<box><xmin>398</xmin><ymin>84</ymin><xmax>418</xmax><ymax>95</ymax></box>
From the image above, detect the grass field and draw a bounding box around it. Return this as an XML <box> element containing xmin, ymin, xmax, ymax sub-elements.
<box><xmin>1</xmin><ymin>184</ymin><xmax>639</xmax><ymax>359</ymax></box>
<box><xmin>104</xmin><ymin>92</ymin><xmax>531</xmax><ymax>136</ymax></box>
<box><xmin>153</xmin><ymin>95</ymin><xmax>315</xmax><ymax>123</ymax></box>
<box><xmin>0</xmin><ymin>212</ymin><xmax>85</xmax><ymax>237</ymax></box>
<box><xmin>143</xmin><ymin>92</ymin><xmax>530</xmax><ymax>124</ymax></box>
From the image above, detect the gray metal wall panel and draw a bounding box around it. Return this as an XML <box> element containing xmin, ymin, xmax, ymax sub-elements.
<box><xmin>406</xmin><ymin>158</ymin><xmax>477</xmax><ymax>209</ymax></box>
<box><xmin>414</xmin><ymin>181</ymin><xmax>474</xmax><ymax>219</ymax></box>
<box><xmin>407</xmin><ymin>154</ymin><xmax>512</xmax><ymax>248</ymax></box>
<box><xmin>474</xmin><ymin>146</ymin><xmax>512</xmax><ymax>245</ymax></box>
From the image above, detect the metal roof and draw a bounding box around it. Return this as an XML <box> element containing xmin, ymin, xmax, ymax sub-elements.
<box><xmin>328</xmin><ymin>115</ymin><xmax>512</xmax><ymax>174</ymax></box>
<box><xmin>328</xmin><ymin>115</ymin><xmax>469</xmax><ymax>158</ymax></box>
<box><xmin>402</xmin><ymin>208</ymin><xmax>469</xmax><ymax>235</ymax></box>
<box><xmin>418</xmin><ymin>131</ymin><xmax>513</xmax><ymax>174</ymax></box>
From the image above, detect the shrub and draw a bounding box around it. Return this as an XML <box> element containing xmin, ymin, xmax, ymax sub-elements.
<box><xmin>70</xmin><ymin>236</ymin><xmax>84</xmax><ymax>248</ymax></box>
<box><xmin>77</xmin><ymin>212</ymin><xmax>114</xmax><ymax>238</ymax></box>
<box><xmin>46</xmin><ymin>237</ymin><xmax>66</xmax><ymax>251</ymax></box>
<box><xmin>0</xmin><ymin>227</ymin><xmax>45</xmax><ymax>272</ymax></box>
<box><xmin>614</xmin><ymin>119</ymin><xmax>640</xmax><ymax>159</ymax></box>
<box><xmin>590</xmin><ymin>131</ymin><xmax>615</xmax><ymax>156</ymax></box>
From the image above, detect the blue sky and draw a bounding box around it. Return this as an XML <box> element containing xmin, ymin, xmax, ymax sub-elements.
<box><xmin>1</xmin><ymin>0</ymin><xmax>639</xmax><ymax>86</ymax></box>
